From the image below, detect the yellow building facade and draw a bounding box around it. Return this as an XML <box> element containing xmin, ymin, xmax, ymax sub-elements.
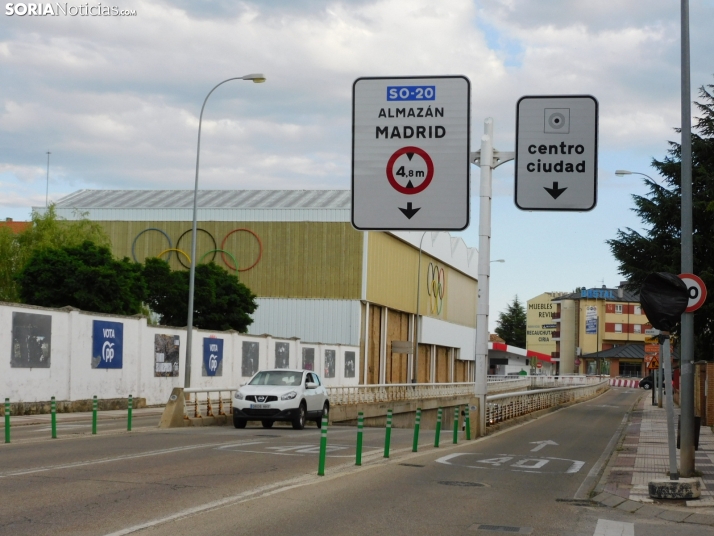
<box><xmin>526</xmin><ymin>292</ymin><xmax>567</xmax><ymax>356</ymax></box>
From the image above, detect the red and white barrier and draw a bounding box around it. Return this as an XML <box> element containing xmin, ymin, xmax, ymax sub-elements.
<box><xmin>609</xmin><ymin>378</ymin><xmax>640</xmax><ymax>388</ymax></box>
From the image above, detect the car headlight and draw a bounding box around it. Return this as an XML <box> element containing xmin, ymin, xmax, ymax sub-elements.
<box><xmin>234</xmin><ymin>391</ymin><xmax>244</xmax><ymax>400</ymax></box>
<box><xmin>281</xmin><ymin>391</ymin><xmax>297</xmax><ymax>400</ymax></box>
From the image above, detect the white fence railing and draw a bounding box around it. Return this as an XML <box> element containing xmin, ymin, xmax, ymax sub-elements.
<box><xmin>179</xmin><ymin>376</ymin><xmax>603</xmax><ymax>418</ymax></box>
<box><xmin>183</xmin><ymin>388</ymin><xmax>234</xmax><ymax>420</ymax></box>
<box><xmin>485</xmin><ymin>380</ymin><xmax>609</xmax><ymax>427</ymax></box>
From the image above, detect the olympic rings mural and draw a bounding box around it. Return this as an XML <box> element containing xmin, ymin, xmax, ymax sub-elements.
<box><xmin>131</xmin><ymin>228</ymin><xmax>263</xmax><ymax>272</ymax></box>
<box><xmin>427</xmin><ymin>262</ymin><xmax>445</xmax><ymax>315</ymax></box>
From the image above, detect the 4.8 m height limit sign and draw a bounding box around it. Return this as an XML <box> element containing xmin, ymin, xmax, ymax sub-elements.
<box><xmin>352</xmin><ymin>76</ymin><xmax>470</xmax><ymax>231</ymax></box>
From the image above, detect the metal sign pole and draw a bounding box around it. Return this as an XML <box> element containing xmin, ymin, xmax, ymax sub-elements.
<box><xmin>662</xmin><ymin>333</ymin><xmax>679</xmax><ymax>480</ymax></box>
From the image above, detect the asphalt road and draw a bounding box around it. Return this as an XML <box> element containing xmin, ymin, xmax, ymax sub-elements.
<box><xmin>1</xmin><ymin>388</ymin><xmax>707</xmax><ymax>535</ymax></box>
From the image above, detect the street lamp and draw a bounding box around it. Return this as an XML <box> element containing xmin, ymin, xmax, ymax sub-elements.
<box><xmin>491</xmin><ymin>259</ymin><xmax>505</xmax><ymax>263</ymax></box>
<box><xmin>184</xmin><ymin>74</ymin><xmax>266</xmax><ymax>388</ymax></box>
<box><xmin>614</xmin><ymin>169</ymin><xmax>656</xmax><ymax>182</ymax></box>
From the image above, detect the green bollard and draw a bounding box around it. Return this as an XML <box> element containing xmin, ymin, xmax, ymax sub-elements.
<box><xmin>51</xmin><ymin>396</ymin><xmax>57</xmax><ymax>439</ymax></box>
<box><xmin>465</xmin><ymin>405</ymin><xmax>471</xmax><ymax>440</ymax></box>
<box><xmin>384</xmin><ymin>408</ymin><xmax>393</xmax><ymax>458</ymax></box>
<box><xmin>452</xmin><ymin>406</ymin><xmax>459</xmax><ymax>444</ymax></box>
<box><xmin>434</xmin><ymin>407</ymin><xmax>442</xmax><ymax>448</ymax></box>
<box><xmin>356</xmin><ymin>412</ymin><xmax>364</xmax><ymax>466</ymax></box>
<box><xmin>412</xmin><ymin>407</ymin><xmax>421</xmax><ymax>452</ymax></box>
<box><xmin>92</xmin><ymin>395</ymin><xmax>97</xmax><ymax>435</ymax></box>
<box><xmin>317</xmin><ymin>415</ymin><xmax>328</xmax><ymax>476</ymax></box>
<box><xmin>4</xmin><ymin>398</ymin><xmax>10</xmax><ymax>444</ymax></box>
<box><xmin>127</xmin><ymin>394</ymin><xmax>133</xmax><ymax>432</ymax></box>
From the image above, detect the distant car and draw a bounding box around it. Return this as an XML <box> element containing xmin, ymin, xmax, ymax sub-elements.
<box><xmin>639</xmin><ymin>373</ymin><xmax>654</xmax><ymax>390</ymax></box>
<box><xmin>233</xmin><ymin>369</ymin><xmax>329</xmax><ymax>430</ymax></box>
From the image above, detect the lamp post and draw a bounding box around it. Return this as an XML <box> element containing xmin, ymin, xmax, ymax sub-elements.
<box><xmin>413</xmin><ymin>231</ymin><xmax>428</xmax><ymax>384</ymax></box>
<box><xmin>614</xmin><ymin>170</ymin><xmax>656</xmax><ymax>182</ymax></box>
<box><xmin>184</xmin><ymin>74</ymin><xmax>266</xmax><ymax>389</ymax></box>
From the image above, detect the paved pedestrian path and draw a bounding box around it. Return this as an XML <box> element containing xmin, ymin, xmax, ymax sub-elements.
<box><xmin>590</xmin><ymin>391</ymin><xmax>714</xmax><ymax>528</ymax></box>
<box><xmin>601</xmin><ymin>394</ymin><xmax>714</xmax><ymax>505</ymax></box>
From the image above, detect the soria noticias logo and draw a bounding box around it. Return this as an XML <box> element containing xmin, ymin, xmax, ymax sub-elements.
<box><xmin>5</xmin><ymin>3</ymin><xmax>137</xmax><ymax>16</ymax></box>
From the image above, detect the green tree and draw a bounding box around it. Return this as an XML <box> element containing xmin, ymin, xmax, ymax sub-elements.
<box><xmin>607</xmin><ymin>79</ymin><xmax>714</xmax><ymax>360</ymax></box>
<box><xmin>0</xmin><ymin>205</ymin><xmax>110</xmax><ymax>302</ymax></box>
<box><xmin>143</xmin><ymin>258</ymin><xmax>258</xmax><ymax>332</ymax></box>
<box><xmin>17</xmin><ymin>241</ymin><xmax>146</xmax><ymax>315</ymax></box>
<box><xmin>495</xmin><ymin>295</ymin><xmax>527</xmax><ymax>348</ymax></box>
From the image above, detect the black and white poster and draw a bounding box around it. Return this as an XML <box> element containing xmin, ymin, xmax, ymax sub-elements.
<box><xmin>242</xmin><ymin>341</ymin><xmax>259</xmax><ymax>377</ymax></box>
<box><xmin>275</xmin><ymin>342</ymin><xmax>289</xmax><ymax>369</ymax></box>
<box><xmin>11</xmin><ymin>312</ymin><xmax>51</xmax><ymax>368</ymax></box>
<box><xmin>302</xmin><ymin>347</ymin><xmax>315</xmax><ymax>371</ymax></box>
<box><xmin>345</xmin><ymin>351</ymin><xmax>356</xmax><ymax>378</ymax></box>
<box><xmin>154</xmin><ymin>334</ymin><xmax>180</xmax><ymax>377</ymax></box>
<box><xmin>324</xmin><ymin>349</ymin><xmax>336</xmax><ymax>378</ymax></box>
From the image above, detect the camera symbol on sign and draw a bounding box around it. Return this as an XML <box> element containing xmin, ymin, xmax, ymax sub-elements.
<box><xmin>544</xmin><ymin>108</ymin><xmax>570</xmax><ymax>133</ymax></box>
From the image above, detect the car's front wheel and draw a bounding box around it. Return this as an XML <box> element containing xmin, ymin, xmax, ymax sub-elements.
<box><xmin>292</xmin><ymin>402</ymin><xmax>306</xmax><ymax>430</ymax></box>
<box><xmin>642</xmin><ymin>383</ymin><xmax>652</xmax><ymax>390</ymax></box>
<box><xmin>233</xmin><ymin>415</ymin><xmax>247</xmax><ymax>429</ymax></box>
<box><xmin>261</xmin><ymin>419</ymin><xmax>274</xmax><ymax>429</ymax></box>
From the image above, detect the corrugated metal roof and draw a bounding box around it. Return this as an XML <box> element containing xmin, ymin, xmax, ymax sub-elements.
<box><xmin>52</xmin><ymin>189</ymin><xmax>351</xmax><ymax>210</ymax></box>
<box><xmin>582</xmin><ymin>344</ymin><xmax>680</xmax><ymax>360</ymax></box>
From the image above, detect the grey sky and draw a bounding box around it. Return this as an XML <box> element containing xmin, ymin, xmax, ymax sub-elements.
<box><xmin>1</xmin><ymin>0</ymin><xmax>711</xmax><ymax>330</ymax></box>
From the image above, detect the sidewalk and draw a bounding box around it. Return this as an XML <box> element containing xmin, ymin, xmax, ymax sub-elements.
<box><xmin>597</xmin><ymin>393</ymin><xmax>714</xmax><ymax>512</ymax></box>
<box><xmin>5</xmin><ymin>407</ymin><xmax>164</xmax><ymax>426</ymax></box>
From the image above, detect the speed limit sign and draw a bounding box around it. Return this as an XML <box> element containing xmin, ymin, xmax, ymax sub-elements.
<box><xmin>678</xmin><ymin>273</ymin><xmax>707</xmax><ymax>312</ymax></box>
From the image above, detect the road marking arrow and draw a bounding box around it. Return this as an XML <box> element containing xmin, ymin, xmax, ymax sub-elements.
<box><xmin>399</xmin><ymin>202</ymin><xmax>421</xmax><ymax>219</ymax></box>
<box><xmin>530</xmin><ymin>440</ymin><xmax>558</xmax><ymax>452</ymax></box>
<box><xmin>543</xmin><ymin>182</ymin><xmax>567</xmax><ymax>199</ymax></box>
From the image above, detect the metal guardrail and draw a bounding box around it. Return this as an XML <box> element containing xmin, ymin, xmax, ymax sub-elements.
<box><xmin>183</xmin><ymin>388</ymin><xmax>234</xmax><ymax>419</ymax></box>
<box><xmin>180</xmin><ymin>376</ymin><xmax>602</xmax><ymax>418</ymax></box>
<box><xmin>485</xmin><ymin>380</ymin><xmax>609</xmax><ymax>427</ymax></box>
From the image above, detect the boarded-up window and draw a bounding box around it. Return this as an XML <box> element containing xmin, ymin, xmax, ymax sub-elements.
<box><xmin>242</xmin><ymin>341</ymin><xmax>259</xmax><ymax>377</ymax></box>
<box><xmin>275</xmin><ymin>342</ymin><xmax>289</xmax><ymax>369</ymax></box>
<box><xmin>344</xmin><ymin>351</ymin><xmax>356</xmax><ymax>378</ymax></box>
<box><xmin>302</xmin><ymin>347</ymin><xmax>315</xmax><ymax>371</ymax></box>
<box><xmin>324</xmin><ymin>349</ymin><xmax>336</xmax><ymax>378</ymax></box>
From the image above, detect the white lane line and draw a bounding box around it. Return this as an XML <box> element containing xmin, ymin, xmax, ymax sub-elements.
<box><xmin>0</xmin><ymin>440</ymin><xmax>264</xmax><ymax>478</ymax></box>
<box><xmin>593</xmin><ymin>518</ymin><xmax>634</xmax><ymax>536</ymax></box>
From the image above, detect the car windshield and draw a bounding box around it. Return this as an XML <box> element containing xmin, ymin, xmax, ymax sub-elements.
<box><xmin>248</xmin><ymin>371</ymin><xmax>302</xmax><ymax>386</ymax></box>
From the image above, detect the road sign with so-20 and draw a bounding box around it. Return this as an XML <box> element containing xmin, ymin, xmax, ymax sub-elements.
<box><xmin>352</xmin><ymin>76</ymin><xmax>470</xmax><ymax>231</ymax></box>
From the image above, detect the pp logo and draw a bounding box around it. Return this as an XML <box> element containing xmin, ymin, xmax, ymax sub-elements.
<box><xmin>102</xmin><ymin>341</ymin><xmax>115</xmax><ymax>363</ymax></box>
<box><xmin>209</xmin><ymin>354</ymin><xmax>218</xmax><ymax>372</ymax></box>
<box><xmin>544</xmin><ymin>108</ymin><xmax>570</xmax><ymax>133</ymax></box>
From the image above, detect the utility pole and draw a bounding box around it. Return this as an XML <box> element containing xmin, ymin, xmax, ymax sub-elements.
<box><xmin>679</xmin><ymin>0</ymin><xmax>695</xmax><ymax>476</ymax></box>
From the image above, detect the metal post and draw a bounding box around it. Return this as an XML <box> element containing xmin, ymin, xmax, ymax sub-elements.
<box><xmin>434</xmin><ymin>407</ymin><xmax>442</xmax><ymax>447</ymax></box>
<box><xmin>474</xmin><ymin>119</ymin><xmax>494</xmax><ymax>436</ymax></box>
<box><xmin>356</xmin><ymin>412</ymin><xmax>364</xmax><ymax>466</ymax></box>
<box><xmin>412</xmin><ymin>408</ymin><xmax>421</xmax><ymax>452</ymax></box>
<box><xmin>413</xmin><ymin>232</ymin><xmax>428</xmax><ymax>383</ymax></box>
<box><xmin>127</xmin><ymin>395</ymin><xmax>133</xmax><ymax>432</ymax></box>
<box><xmin>679</xmin><ymin>0</ymin><xmax>695</xmax><ymax>477</ymax></box>
<box><xmin>45</xmin><ymin>151</ymin><xmax>51</xmax><ymax>207</ymax></box>
<box><xmin>465</xmin><ymin>405</ymin><xmax>471</xmax><ymax>440</ymax></box>
<box><xmin>384</xmin><ymin>409</ymin><xmax>393</xmax><ymax>458</ymax></box>
<box><xmin>92</xmin><ymin>395</ymin><xmax>97</xmax><ymax>435</ymax></box>
<box><xmin>317</xmin><ymin>415</ymin><xmax>328</xmax><ymax>476</ymax></box>
<box><xmin>662</xmin><ymin>334</ymin><xmax>679</xmax><ymax>480</ymax></box>
<box><xmin>51</xmin><ymin>396</ymin><xmax>57</xmax><ymax>439</ymax></box>
<box><xmin>4</xmin><ymin>398</ymin><xmax>10</xmax><ymax>444</ymax></box>
<box><xmin>658</xmin><ymin>354</ymin><xmax>664</xmax><ymax>408</ymax></box>
<box><xmin>452</xmin><ymin>406</ymin><xmax>459</xmax><ymax>444</ymax></box>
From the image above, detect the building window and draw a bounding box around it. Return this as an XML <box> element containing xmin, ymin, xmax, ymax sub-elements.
<box><xmin>634</xmin><ymin>305</ymin><xmax>642</xmax><ymax>315</ymax></box>
<box><xmin>615</xmin><ymin>304</ymin><xmax>623</xmax><ymax>314</ymax></box>
<box><xmin>633</xmin><ymin>325</ymin><xmax>641</xmax><ymax>334</ymax></box>
<box><xmin>615</xmin><ymin>323</ymin><xmax>623</xmax><ymax>333</ymax></box>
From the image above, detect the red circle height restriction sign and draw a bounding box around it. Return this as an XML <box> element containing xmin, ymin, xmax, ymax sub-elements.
<box><xmin>386</xmin><ymin>146</ymin><xmax>434</xmax><ymax>195</ymax></box>
<box><xmin>678</xmin><ymin>273</ymin><xmax>707</xmax><ymax>312</ymax></box>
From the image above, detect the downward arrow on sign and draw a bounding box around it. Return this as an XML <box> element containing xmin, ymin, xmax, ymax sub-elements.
<box><xmin>544</xmin><ymin>182</ymin><xmax>567</xmax><ymax>199</ymax></box>
<box><xmin>530</xmin><ymin>440</ymin><xmax>558</xmax><ymax>452</ymax></box>
<box><xmin>399</xmin><ymin>202</ymin><xmax>421</xmax><ymax>219</ymax></box>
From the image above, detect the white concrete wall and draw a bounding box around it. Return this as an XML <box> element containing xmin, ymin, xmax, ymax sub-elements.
<box><xmin>0</xmin><ymin>303</ymin><xmax>359</xmax><ymax>406</ymax></box>
<box><xmin>420</xmin><ymin>316</ymin><xmax>475</xmax><ymax>360</ymax></box>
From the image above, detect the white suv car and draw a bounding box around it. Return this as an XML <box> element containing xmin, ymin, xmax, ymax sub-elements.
<box><xmin>233</xmin><ymin>369</ymin><xmax>329</xmax><ymax>430</ymax></box>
